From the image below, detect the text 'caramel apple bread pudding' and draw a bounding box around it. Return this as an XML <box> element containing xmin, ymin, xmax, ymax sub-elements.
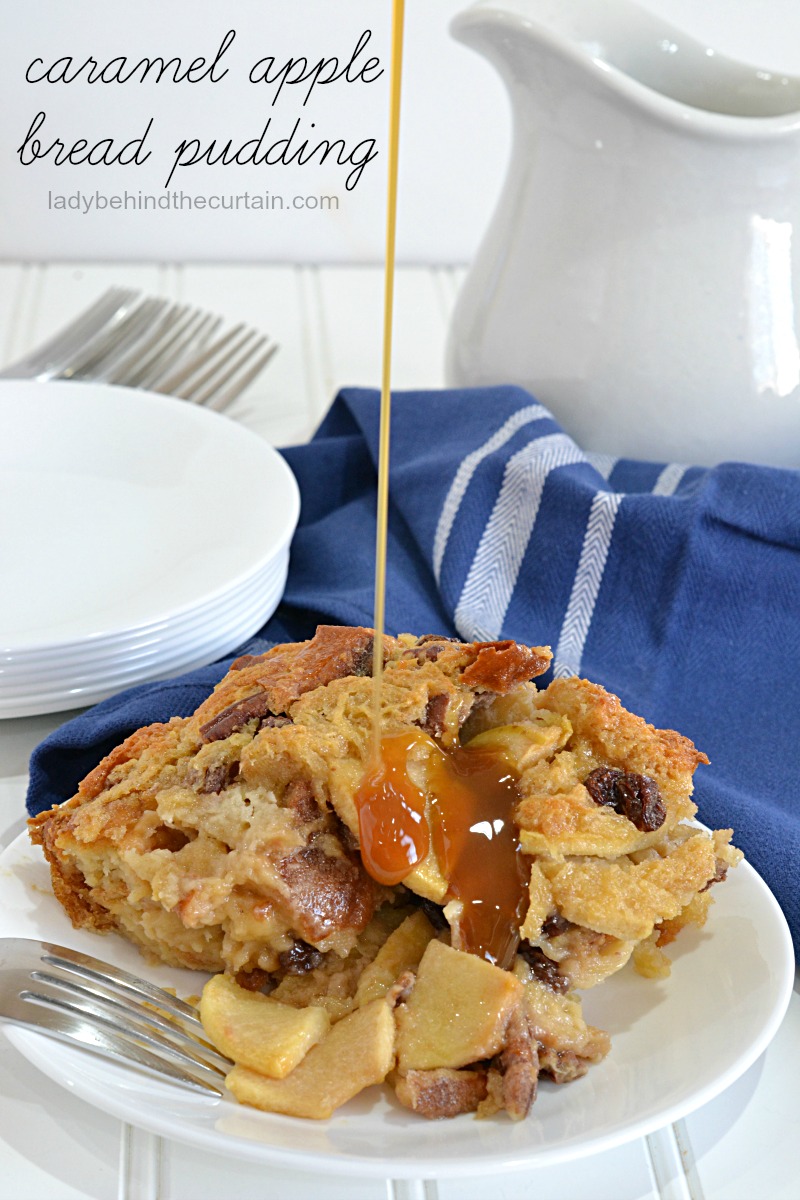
<box><xmin>30</xmin><ymin>625</ymin><xmax>741</xmax><ymax>1121</ymax></box>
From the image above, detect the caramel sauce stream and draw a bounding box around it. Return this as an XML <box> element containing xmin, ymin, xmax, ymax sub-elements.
<box><xmin>371</xmin><ymin>0</ymin><xmax>405</xmax><ymax>758</ymax></box>
<box><xmin>361</xmin><ymin>0</ymin><xmax>526</xmax><ymax>968</ymax></box>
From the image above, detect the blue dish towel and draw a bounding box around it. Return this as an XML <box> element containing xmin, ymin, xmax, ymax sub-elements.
<box><xmin>26</xmin><ymin>386</ymin><xmax>800</xmax><ymax>959</ymax></box>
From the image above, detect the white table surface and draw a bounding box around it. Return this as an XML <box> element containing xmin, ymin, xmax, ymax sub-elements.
<box><xmin>0</xmin><ymin>261</ymin><xmax>797</xmax><ymax>1200</ymax></box>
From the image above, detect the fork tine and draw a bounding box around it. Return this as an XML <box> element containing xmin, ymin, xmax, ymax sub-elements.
<box><xmin>0</xmin><ymin>939</ymin><xmax>230</xmax><ymax>1095</ymax></box>
<box><xmin>84</xmin><ymin>302</ymin><xmax>187</xmax><ymax>386</ymax></box>
<box><xmin>62</xmin><ymin>298</ymin><xmax>172</xmax><ymax>380</ymax></box>
<box><xmin>23</xmin><ymin>979</ymin><xmax>226</xmax><ymax>1081</ymax></box>
<box><xmin>38</xmin><ymin>941</ymin><xmax>201</xmax><ymax>1022</ymax></box>
<box><xmin>133</xmin><ymin>312</ymin><xmax>223</xmax><ymax>391</ymax></box>
<box><xmin>178</xmin><ymin>331</ymin><xmax>263</xmax><ymax>404</ymax></box>
<box><xmin>9</xmin><ymin>990</ymin><xmax>224</xmax><ymax>1095</ymax></box>
<box><xmin>102</xmin><ymin>304</ymin><xmax>196</xmax><ymax>387</ymax></box>
<box><xmin>29</xmin><ymin>969</ymin><xmax>230</xmax><ymax>1074</ymax></box>
<box><xmin>202</xmin><ymin>341</ymin><xmax>279</xmax><ymax>412</ymax></box>
<box><xmin>0</xmin><ymin>288</ymin><xmax>278</xmax><ymax>405</ymax></box>
<box><xmin>36</xmin><ymin>288</ymin><xmax>140</xmax><ymax>363</ymax></box>
<box><xmin>31</xmin><ymin>963</ymin><xmax>230</xmax><ymax>1072</ymax></box>
<box><xmin>151</xmin><ymin>323</ymin><xmax>249</xmax><ymax>396</ymax></box>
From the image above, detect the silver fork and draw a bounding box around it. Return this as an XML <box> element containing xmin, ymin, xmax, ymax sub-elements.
<box><xmin>0</xmin><ymin>937</ymin><xmax>231</xmax><ymax>1095</ymax></box>
<box><xmin>0</xmin><ymin>288</ymin><xmax>141</xmax><ymax>381</ymax></box>
<box><xmin>0</xmin><ymin>289</ymin><xmax>278</xmax><ymax>412</ymax></box>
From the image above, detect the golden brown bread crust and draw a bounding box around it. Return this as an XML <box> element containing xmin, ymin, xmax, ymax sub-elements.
<box><xmin>33</xmin><ymin>809</ymin><xmax>116</xmax><ymax>933</ymax></box>
<box><xmin>538</xmin><ymin>676</ymin><xmax>709</xmax><ymax>776</ymax></box>
<box><xmin>197</xmin><ymin>626</ymin><xmax>380</xmax><ymax>740</ymax></box>
<box><xmin>461</xmin><ymin>641</ymin><xmax>551</xmax><ymax>693</ymax></box>
<box><xmin>69</xmin><ymin>720</ymin><xmax>183</xmax><ymax>807</ymax></box>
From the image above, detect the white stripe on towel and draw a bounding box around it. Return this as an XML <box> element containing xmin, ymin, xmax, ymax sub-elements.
<box><xmin>652</xmin><ymin>462</ymin><xmax>688</xmax><ymax>496</ymax></box>
<box><xmin>584</xmin><ymin>452</ymin><xmax>619</xmax><ymax>481</ymax></box>
<box><xmin>454</xmin><ymin>434</ymin><xmax>585</xmax><ymax>641</ymax></box>
<box><xmin>432</xmin><ymin>404</ymin><xmax>549</xmax><ymax>583</ymax></box>
<box><xmin>552</xmin><ymin>460</ymin><xmax>682</xmax><ymax>677</ymax></box>
<box><xmin>553</xmin><ymin>490</ymin><xmax>623</xmax><ymax>677</ymax></box>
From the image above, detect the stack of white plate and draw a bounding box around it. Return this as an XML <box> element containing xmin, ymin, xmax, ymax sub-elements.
<box><xmin>0</xmin><ymin>381</ymin><xmax>300</xmax><ymax>718</ymax></box>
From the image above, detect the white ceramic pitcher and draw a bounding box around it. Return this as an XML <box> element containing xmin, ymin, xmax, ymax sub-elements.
<box><xmin>446</xmin><ymin>0</ymin><xmax>800</xmax><ymax>467</ymax></box>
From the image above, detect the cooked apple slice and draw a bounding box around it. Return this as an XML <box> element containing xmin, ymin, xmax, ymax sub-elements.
<box><xmin>519</xmin><ymin>860</ymin><xmax>554</xmax><ymax>943</ymax></box>
<box><xmin>226</xmin><ymin>996</ymin><xmax>396</xmax><ymax>1119</ymax></box>
<box><xmin>355</xmin><ymin>910</ymin><xmax>436</xmax><ymax>1006</ymax></box>
<box><xmin>395</xmin><ymin>940</ymin><xmax>522</xmax><ymax>1072</ymax></box>
<box><xmin>199</xmin><ymin>973</ymin><xmax>329</xmax><ymax>1078</ymax></box>
<box><xmin>464</xmin><ymin>718</ymin><xmax>570</xmax><ymax>769</ymax></box>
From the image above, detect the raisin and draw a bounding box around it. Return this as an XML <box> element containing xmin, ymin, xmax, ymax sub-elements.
<box><xmin>518</xmin><ymin>943</ymin><xmax>570</xmax><ymax>993</ymax></box>
<box><xmin>542</xmin><ymin>912</ymin><xmax>573</xmax><ymax>938</ymax></box>
<box><xmin>234</xmin><ymin>967</ymin><xmax>275</xmax><ymax>992</ymax></box>
<box><xmin>412</xmin><ymin>635</ymin><xmax>460</xmax><ymax>663</ymax></box>
<box><xmin>415</xmin><ymin>896</ymin><xmax>449</xmax><ymax>931</ymax></box>
<box><xmin>584</xmin><ymin>766</ymin><xmax>666</xmax><ymax>832</ymax></box>
<box><xmin>584</xmin><ymin>766</ymin><xmax>622</xmax><ymax>807</ymax></box>
<box><xmin>278</xmin><ymin>940</ymin><xmax>324</xmax><ymax>975</ymax></box>
<box><xmin>700</xmin><ymin>860</ymin><xmax>729</xmax><ymax>892</ymax></box>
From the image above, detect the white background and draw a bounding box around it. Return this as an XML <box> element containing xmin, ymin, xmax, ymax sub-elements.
<box><xmin>2</xmin><ymin>0</ymin><xmax>800</xmax><ymax>264</ymax></box>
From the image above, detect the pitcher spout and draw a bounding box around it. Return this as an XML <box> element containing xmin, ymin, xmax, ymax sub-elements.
<box><xmin>451</xmin><ymin>0</ymin><xmax>800</xmax><ymax>127</ymax></box>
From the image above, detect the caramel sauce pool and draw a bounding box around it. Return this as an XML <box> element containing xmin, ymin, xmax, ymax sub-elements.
<box><xmin>354</xmin><ymin>732</ymin><xmax>527</xmax><ymax>969</ymax></box>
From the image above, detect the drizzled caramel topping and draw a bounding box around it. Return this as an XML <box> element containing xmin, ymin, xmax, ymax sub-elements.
<box><xmin>354</xmin><ymin>733</ymin><xmax>431</xmax><ymax>886</ymax></box>
<box><xmin>428</xmin><ymin>742</ymin><xmax>527</xmax><ymax>970</ymax></box>
<box><xmin>354</xmin><ymin>731</ymin><xmax>526</xmax><ymax>969</ymax></box>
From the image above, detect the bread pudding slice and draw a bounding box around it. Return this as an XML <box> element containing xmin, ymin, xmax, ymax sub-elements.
<box><xmin>29</xmin><ymin>622</ymin><xmax>742</xmax><ymax>1121</ymax></box>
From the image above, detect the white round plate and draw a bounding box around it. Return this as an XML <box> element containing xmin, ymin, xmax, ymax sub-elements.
<box><xmin>0</xmin><ymin>553</ymin><xmax>289</xmax><ymax>699</ymax></box>
<box><xmin>0</xmin><ymin>558</ymin><xmax>288</xmax><ymax>717</ymax></box>
<box><xmin>0</xmin><ymin>381</ymin><xmax>299</xmax><ymax>654</ymax></box>
<box><xmin>0</xmin><ymin>832</ymin><xmax>793</xmax><ymax>1179</ymax></box>
<box><xmin>0</xmin><ymin>549</ymin><xmax>289</xmax><ymax>675</ymax></box>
